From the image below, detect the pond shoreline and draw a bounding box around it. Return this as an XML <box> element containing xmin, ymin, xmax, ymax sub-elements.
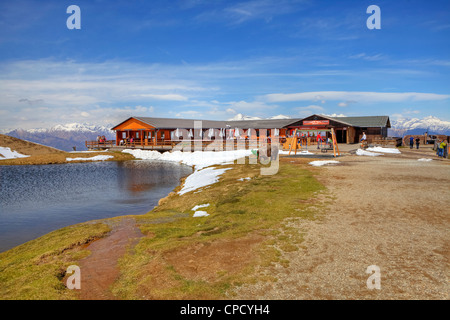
<box><xmin>0</xmin><ymin>158</ymin><xmax>193</xmax><ymax>253</ymax></box>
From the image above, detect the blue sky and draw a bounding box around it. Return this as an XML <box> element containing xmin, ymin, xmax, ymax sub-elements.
<box><xmin>0</xmin><ymin>0</ymin><xmax>449</xmax><ymax>129</ymax></box>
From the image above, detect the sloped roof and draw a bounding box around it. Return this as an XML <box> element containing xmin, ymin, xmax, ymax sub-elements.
<box><xmin>112</xmin><ymin>115</ymin><xmax>390</xmax><ymax>130</ymax></box>
<box><xmin>329</xmin><ymin>116</ymin><xmax>391</xmax><ymax>128</ymax></box>
<box><xmin>227</xmin><ymin>118</ymin><xmax>300</xmax><ymax>129</ymax></box>
<box><xmin>134</xmin><ymin>117</ymin><xmax>227</xmax><ymax>129</ymax></box>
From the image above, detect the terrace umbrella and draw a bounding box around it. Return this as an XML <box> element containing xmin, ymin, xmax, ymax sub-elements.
<box><xmin>208</xmin><ymin>128</ymin><xmax>215</xmax><ymax>139</ymax></box>
<box><xmin>175</xmin><ymin>128</ymin><xmax>181</xmax><ymax>138</ymax></box>
<box><xmin>274</xmin><ymin>128</ymin><xmax>280</xmax><ymax>136</ymax></box>
<box><xmin>188</xmin><ymin>129</ymin><xmax>193</xmax><ymax>138</ymax></box>
<box><xmin>234</xmin><ymin>128</ymin><xmax>241</xmax><ymax>138</ymax></box>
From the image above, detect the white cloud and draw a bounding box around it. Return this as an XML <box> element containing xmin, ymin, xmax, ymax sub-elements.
<box><xmin>225</xmin><ymin>100</ymin><xmax>275</xmax><ymax>111</ymax></box>
<box><xmin>295</xmin><ymin>105</ymin><xmax>324</xmax><ymax>117</ymax></box>
<box><xmin>138</xmin><ymin>94</ymin><xmax>188</xmax><ymax>101</ymax></box>
<box><xmin>322</xmin><ymin>113</ymin><xmax>346</xmax><ymax>118</ymax></box>
<box><xmin>265</xmin><ymin>91</ymin><xmax>450</xmax><ymax>103</ymax></box>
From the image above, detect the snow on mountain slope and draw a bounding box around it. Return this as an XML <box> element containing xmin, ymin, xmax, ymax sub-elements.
<box><xmin>389</xmin><ymin>116</ymin><xmax>450</xmax><ymax>136</ymax></box>
<box><xmin>5</xmin><ymin>123</ymin><xmax>115</xmax><ymax>151</ymax></box>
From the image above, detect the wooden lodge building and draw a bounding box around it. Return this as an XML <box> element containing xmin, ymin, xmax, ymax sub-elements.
<box><xmin>87</xmin><ymin>114</ymin><xmax>391</xmax><ymax>150</ymax></box>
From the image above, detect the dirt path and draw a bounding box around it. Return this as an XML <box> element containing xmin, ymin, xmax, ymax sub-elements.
<box><xmin>234</xmin><ymin>149</ymin><xmax>450</xmax><ymax>299</ymax></box>
<box><xmin>79</xmin><ymin>218</ymin><xmax>143</xmax><ymax>300</ymax></box>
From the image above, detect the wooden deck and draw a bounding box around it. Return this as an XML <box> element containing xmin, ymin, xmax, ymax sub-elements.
<box><xmin>86</xmin><ymin>139</ymin><xmax>283</xmax><ymax>152</ymax></box>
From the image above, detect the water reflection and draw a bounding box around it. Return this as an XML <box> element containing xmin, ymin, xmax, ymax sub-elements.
<box><xmin>0</xmin><ymin>160</ymin><xmax>192</xmax><ymax>252</ymax></box>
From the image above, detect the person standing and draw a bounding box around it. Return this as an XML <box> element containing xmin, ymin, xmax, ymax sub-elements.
<box><xmin>415</xmin><ymin>137</ymin><xmax>420</xmax><ymax>149</ymax></box>
<box><xmin>438</xmin><ymin>139</ymin><xmax>447</xmax><ymax>158</ymax></box>
<box><xmin>317</xmin><ymin>133</ymin><xmax>322</xmax><ymax>149</ymax></box>
<box><xmin>409</xmin><ymin>136</ymin><xmax>414</xmax><ymax>149</ymax></box>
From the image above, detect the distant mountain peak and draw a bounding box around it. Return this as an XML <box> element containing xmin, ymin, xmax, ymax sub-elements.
<box><xmin>389</xmin><ymin>115</ymin><xmax>450</xmax><ymax>136</ymax></box>
<box><xmin>5</xmin><ymin>122</ymin><xmax>115</xmax><ymax>151</ymax></box>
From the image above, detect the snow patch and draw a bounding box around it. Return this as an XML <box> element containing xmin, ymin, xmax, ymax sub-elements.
<box><xmin>192</xmin><ymin>203</ymin><xmax>210</xmax><ymax>211</ymax></box>
<box><xmin>66</xmin><ymin>155</ymin><xmax>113</xmax><ymax>162</ymax></box>
<box><xmin>356</xmin><ymin>149</ymin><xmax>383</xmax><ymax>156</ymax></box>
<box><xmin>418</xmin><ymin>158</ymin><xmax>433</xmax><ymax>162</ymax></box>
<box><xmin>123</xmin><ymin>149</ymin><xmax>252</xmax><ymax>170</ymax></box>
<box><xmin>237</xmin><ymin>177</ymin><xmax>251</xmax><ymax>181</ymax></box>
<box><xmin>309</xmin><ymin>160</ymin><xmax>340</xmax><ymax>166</ymax></box>
<box><xmin>367</xmin><ymin>147</ymin><xmax>401</xmax><ymax>154</ymax></box>
<box><xmin>178</xmin><ymin>167</ymin><xmax>231</xmax><ymax>195</ymax></box>
<box><xmin>0</xmin><ymin>147</ymin><xmax>30</xmax><ymax>160</ymax></box>
<box><xmin>193</xmin><ymin>211</ymin><xmax>209</xmax><ymax>217</ymax></box>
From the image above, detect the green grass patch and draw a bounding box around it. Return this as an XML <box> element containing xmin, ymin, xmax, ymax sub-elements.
<box><xmin>111</xmin><ymin>161</ymin><xmax>326</xmax><ymax>299</ymax></box>
<box><xmin>0</xmin><ymin>222</ymin><xmax>110</xmax><ymax>300</ymax></box>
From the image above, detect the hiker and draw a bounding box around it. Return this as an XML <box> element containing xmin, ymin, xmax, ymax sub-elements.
<box><xmin>317</xmin><ymin>133</ymin><xmax>322</xmax><ymax>149</ymax></box>
<box><xmin>409</xmin><ymin>136</ymin><xmax>414</xmax><ymax>149</ymax></box>
<box><xmin>415</xmin><ymin>137</ymin><xmax>420</xmax><ymax>149</ymax></box>
<box><xmin>438</xmin><ymin>139</ymin><xmax>447</xmax><ymax>158</ymax></box>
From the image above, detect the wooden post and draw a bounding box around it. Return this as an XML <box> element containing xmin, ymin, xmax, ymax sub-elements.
<box><xmin>330</xmin><ymin>128</ymin><xmax>340</xmax><ymax>157</ymax></box>
<box><xmin>289</xmin><ymin>130</ymin><xmax>299</xmax><ymax>155</ymax></box>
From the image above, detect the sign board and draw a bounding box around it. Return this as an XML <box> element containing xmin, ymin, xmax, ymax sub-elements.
<box><xmin>303</xmin><ymin>120</ymin><xmax>329</xmax><ymax>126</ymax></box>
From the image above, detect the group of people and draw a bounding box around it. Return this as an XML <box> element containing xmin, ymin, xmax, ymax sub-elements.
<box><xmin>409</xmin><ymin>136</ymin><xmax>421</xmax><ymax>149</ymax></box>
<box><xmin>96</xmin><ymin>135</ymin><xmax>107</xmax><ymax>144</ymax></box>
<box><xmin>119</xmin><ymin>137</ymin><xmax>134</xmax><ymax>146</ymax></box>
<box><xmin>316</xmin><ymin>133</ymin><xmax>332</xmax><ymax>149</ymax></box>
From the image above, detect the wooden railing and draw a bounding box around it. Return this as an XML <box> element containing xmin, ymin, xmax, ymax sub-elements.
<box><xmin>85</xmin><ymin>140</ymin><xmax>116</xmax><ymax>149</ymax></box>
<box><xmin>86</xmin><ymin>138</ymin><xmax>285</xmax><ymax>151</ymax></box>
<box><xmin>373</xmin><ymin>137</ymin><xmax>402</xmax><ymax>147</ymax></box>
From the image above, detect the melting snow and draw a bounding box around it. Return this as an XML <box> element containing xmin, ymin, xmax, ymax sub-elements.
<box><xmin>309</xmin><ymin>160</ymin><xmax>340</xmax><ymax>166</ymax></box>
<box><xmin>193</xmin><ymin>211</ymin><xmax>209</xmax><ymax>217</ymax></box>
<box><xmin>122</xmin><ymin>149</ymin><xmax>252</xmax><ymax>171</ymax></box>
<box><xmin>66</xmin><ymin>155</ymin><xmax>113</xmax><ymax>162</ymax></box>
<box><xmin>356</xmin><ymin>149</ymin><xmax>383</xmax><ymax>156</ymax></box>
<box><xmin>192</xmin><ymin>203</ymin><xmax>210</xmax><ymax>211</ymax></box>
<box><xmin>367</xmin><ymin>147</ymin><xmax>401</xmax><ymax>154</ymax></box>
<box><xmin>0</xmin><ymin>147</ymin><xmax>29</xmax><ymax>160</ymax></box>
<box><xmin>178</xmin><ymin>166</ymin><xmax>231</xmax><ymax>195</ymax></box>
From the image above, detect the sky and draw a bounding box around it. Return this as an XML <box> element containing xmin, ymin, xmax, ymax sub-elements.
<box><xmin>0</xmin><ymin>0</ymin><xmax>449</xmax><ymax>129</ymax></box>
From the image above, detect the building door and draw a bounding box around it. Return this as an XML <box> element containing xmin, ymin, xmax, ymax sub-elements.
<box><xmin>335</xmin><ymin>129</ymin><xmax>346</xmax><ymax>143</ymax></box>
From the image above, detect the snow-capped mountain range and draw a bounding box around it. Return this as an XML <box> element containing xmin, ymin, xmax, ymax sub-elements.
<box><xmin>4</xmin><ymin>123</ymin><xmax>115</xmax><ymax>151</ymax></box>
<box><xmin>389</xmin><ymin>116</ymin><xmax>450</xmax><ymax>136</ymax></box>
<box><xmin>1</xmin><ymin>115</ymin><xmax>448</xmax><ymax>151</ymax></box>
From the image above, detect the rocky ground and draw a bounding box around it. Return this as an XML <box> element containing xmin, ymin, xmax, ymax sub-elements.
<box><xmin>233</xmin><ymin>146</ymin><xmax>449</xmax><ymax>299</ymax></box>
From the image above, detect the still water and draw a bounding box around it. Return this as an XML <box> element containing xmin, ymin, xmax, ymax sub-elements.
<box><xmin>0</xmin><ymin>160</ymin><xmax>192</xmax><ymax>252</ymax></box>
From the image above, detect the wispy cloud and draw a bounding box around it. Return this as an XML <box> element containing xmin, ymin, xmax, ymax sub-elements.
<box><xmin>195</xmin><ymin>0</ymin><xmax>308</xmax><ymax>25</ymax></box>
<box><xmin>265</xmin><ymin>91</ymin><xmax>450</xmax><ymax>103</ymax></box>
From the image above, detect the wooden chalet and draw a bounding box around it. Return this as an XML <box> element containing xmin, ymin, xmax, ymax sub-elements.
<box><xmin>85</xmin><ymin>114</ymin><xmax>391</xmax><ymax>150</ymax></box>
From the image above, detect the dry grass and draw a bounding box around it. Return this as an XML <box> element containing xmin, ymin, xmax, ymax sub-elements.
<box><xmin>0</xmin><ymin>134</ymin><xmax>134</xmax><ymax>165</ymax></box>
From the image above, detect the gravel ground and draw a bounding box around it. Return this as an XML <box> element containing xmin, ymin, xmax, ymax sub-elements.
<box><xmin>233</xmin><ymin>148</ymin><xmax>449</xmax><ymax>300</ymax></box>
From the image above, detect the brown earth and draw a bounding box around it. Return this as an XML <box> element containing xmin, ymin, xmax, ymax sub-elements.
<box><xmin>78</xmin><ymin>218</ymin><xmax>143</xmax><ymax>300</ymax></box>
<box><xmin>233</xmin><ymin>146</ymin><xmax>450</xmax><ymax>299</ymax></box>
